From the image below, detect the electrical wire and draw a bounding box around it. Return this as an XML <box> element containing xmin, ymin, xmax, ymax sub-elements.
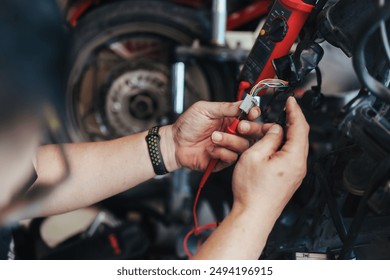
<box><xmin>314</xmin><ymin>66</ymin><xmax>322</xmax><ymax>92</ymax></box>
<box><xmin>249</xmin><ymin>79</ymin><xmax>288</xmax><ymax>96</ymax></box>
<box><xmin>315</xmin><ymin>162</ymin><xmax>348</xmax><ymax>243</ymax></box>
<box><xmin>339</xmin><ymin>156</ymin><xmax>390</xmax><ymax>259</ymax></box>
<box><xmin>303</xmin><ymin>0</ymin><xmax>330</xmax><ymax>41</ymax></box>
<box><xmin>352</xmin><ymin>1</ymin><xmax>390</xmax><ymax>104</ymax></box>
<box><xmin>380</xmin><ymin>21</ymin><xmax>390</xmax><ymax>63</ymax></box>
<box><xmin>380</xmin><ymin>0</ymin><xmax>390</xmax><ymax>62</ymax></box>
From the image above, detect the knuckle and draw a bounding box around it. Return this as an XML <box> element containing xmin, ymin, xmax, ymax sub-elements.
<box><xmin>264</xmin><ymin>134</ymin><xmax>281</xmax><ymax>143</ymax></box>
<box><xmin>213</xmin><ymin>147</ymin><xmax>222</xmax><ymax>157</ymax></box>
<box><xmin>244</xmin><ymin>139</ymin><xmax>250</xmax><ymax>150</ymax></box>
<box><xmin>220</xmin><ymin>101</ymin><xmax>231</xmax><ymax>111</ymax></box>
<box><xmin>219</xmin><ymin>149</ymin><xmax>237</xmax><ymax>164</ymax></box>
<box><xmin>239</xmin><ymin>150</ymin><xmax>251</xmax><ymax>162</ymax></box>
<box><xmin>294</xmin><ymin>161</ymin><xmax>307</xmax><ymax>178</ymax></box>
<box><xmin>304</xmin><ymin>120</ymin><xmax>310</xmax><ymax>133</ymax></box>
<box><xmin>302</xmin><ymin>166</ymin><xmax>308</xmax><ymax>177</ymax></box>
<box><xmin>196</xmin><ymin>100</ymin><xmax>207</xmax><ymax>108</ymax></box>
<box><xmin>228</xmin><ymin>101</ymin><xmax>240</xmax><ymax>113</ymax></box>
<box><xmin>227</xmin><ymin>154</ymin><xmax>238</xmax><ymax>164</ymax></box>
<box><xmin>241</xmin><ymin>149</ymin><xmax>259</xmax><ymax>163</ymax></box>
<box><xmin>221</xmin><ymin>101</ymin><xmax>230</xmax><ymax>107</ymax></box>
<box><xmin>191</xmin><ymin>101</ymin><xmax>203</xmax><ymax>111</ymax></box>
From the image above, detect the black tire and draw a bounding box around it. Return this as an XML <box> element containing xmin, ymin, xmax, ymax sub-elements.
<box><xmin>67</xmin><ymin>0</ymin><xmax>236</xmax><ymax>141</ymax></box>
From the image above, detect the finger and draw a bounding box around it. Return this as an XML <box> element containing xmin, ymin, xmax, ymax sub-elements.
<box><xmin>237</xmin><ymin>121</ymin><xmax>274</xmax><ymax>139</ymax></box>
<box><xmin>246</xmin><ymin>106</ymin><xmax>261</xmax><ymax>121</ymax></box>
<box><xmin>214</xmin><ymin>160</ymin><xmax>232</xmax><ymax>172</ymax></box>
<box><xmin>281</xmin><ymin>97</ymin><xmax>310</xmax><ymax>157</ymax></box>
<box><xmin>247</xmin><ymin>124</ymin><xmax>284</xmax><ymax>159</ymax></box>
<box><xmin>196</xmin><ymin>101</ymin><xmax>242</xmax><ymax>119</ymax></box>
<box><xmin>211</xmin><ymin>131</ymin><xmax>249</xmax><ymax>153</ymax></box>
<box><xmin>207</xmin><ymin>146</ymin><xmax>238</xmax><ymax>167</ymax></box>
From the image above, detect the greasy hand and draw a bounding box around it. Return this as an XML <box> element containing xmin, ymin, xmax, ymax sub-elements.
<box><xmin>172</xmin><ymin>101</ymin><xmax>260</xmax><ymax>171</ymax></box>
<box><xmin>232</xmin><ymin>97</ymin><xmax>309</xmax><ymax>219</ymax></box>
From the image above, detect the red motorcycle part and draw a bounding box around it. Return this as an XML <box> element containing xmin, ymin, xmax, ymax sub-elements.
<box><xmin>227</xmin><ymin>0</ymin><xmax>272</xmax><ymax>30</ymax></box>
<box><xmin>68</xmin><ymin>0</ymin><xmax>95</xmax><ymax>27</ymax></box>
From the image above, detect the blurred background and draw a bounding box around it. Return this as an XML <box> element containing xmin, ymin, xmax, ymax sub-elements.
<box><xmin>1</xmin><ymin>0</ymin><xmax>389</xmax><ymax>260</ymax></box>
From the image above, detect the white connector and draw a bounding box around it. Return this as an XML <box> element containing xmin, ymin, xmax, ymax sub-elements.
<box><xmin>239</xmin><ymin>94</ymin><xmax>259</xmax><ymax>114</ymax></box>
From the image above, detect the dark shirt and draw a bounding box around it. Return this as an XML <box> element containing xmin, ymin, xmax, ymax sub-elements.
<box><xmin>0</xmin><ymin>169</ymin><xmax>37</xmax><ymax>260</ymax></box>
<box><xmin>0</xmin><ymin>226</ymin><xmax>13</xmax><ymax>259</ymax></box>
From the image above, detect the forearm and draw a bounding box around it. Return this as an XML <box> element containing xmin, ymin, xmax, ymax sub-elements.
<box><xmin>30</xmin><ymin>125</ymin><xmax>178</xmax><ymax>217</ymax></box>
<box><xmin>192</xmin><ymin>203</ymin><xmax>280</xmax><ymax>260</ymax></box>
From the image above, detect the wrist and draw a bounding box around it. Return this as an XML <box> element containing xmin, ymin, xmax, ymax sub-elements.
<box><xmin>159</xmin><ymin>125</ymin><xmax>180</xmax><ymax>172</ymax></box>
<box><xmin>225</xmin><ymin>203</ymin><xmax>278</xmax><ymax>256</ymax></box>
<box><xmin>231</xmin><ymin>199</ymin><xmax>282</xmax><ymax>229</ymax></box>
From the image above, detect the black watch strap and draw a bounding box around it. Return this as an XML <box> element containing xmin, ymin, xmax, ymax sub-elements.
<box><xmin>145</xmin><ymin>126</ymin><xmax>169</xmax><ymax>175</ymax></box>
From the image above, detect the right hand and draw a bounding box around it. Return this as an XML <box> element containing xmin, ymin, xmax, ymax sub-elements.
<box><xmin>168</xmin><ymin>100</ymin><xmax>260</xmax><ymax>172</ymax></box>
<box><xmin>232</xmin><ymin>96</ymin><xmax>309</xmax><ymax>219</ymax></box>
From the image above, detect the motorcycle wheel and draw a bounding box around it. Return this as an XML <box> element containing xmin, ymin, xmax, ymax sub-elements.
<box><xmin>66</xmin><ymin>0</ymin><xmax>236</xmax><ymax>141</ymax></box>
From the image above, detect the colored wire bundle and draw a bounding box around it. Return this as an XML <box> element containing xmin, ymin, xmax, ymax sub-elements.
<box><xmin>249</xmin><ymin>78</ymin><xmax>289</xmax><ymax>97</ymax></box>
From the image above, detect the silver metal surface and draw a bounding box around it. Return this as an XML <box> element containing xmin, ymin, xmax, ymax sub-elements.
<box><xmin>172</xmin><ymin>62</ymin><xmax>186</xmax><ymax>115</ymax></box>
<box><xmin>212</xmin><ymin>0</ymin><xmax>227</xmax><ymax>46</ymax></box>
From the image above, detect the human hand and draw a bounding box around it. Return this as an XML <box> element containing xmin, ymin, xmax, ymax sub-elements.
<box><xmin>163</xmin><ymin>101</ymin><xmax>260</xmax><ymax>172</ymax></box>
<box><xmin>232</xmin><ymin>97</ymin><xmax>309</xmax><ymax>220</ymax></box>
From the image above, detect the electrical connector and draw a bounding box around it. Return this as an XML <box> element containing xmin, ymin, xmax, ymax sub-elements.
<box><xmin>240</xmin><ymin>94</ymin><xmax>259</xmax><ymax>114</ymax></box>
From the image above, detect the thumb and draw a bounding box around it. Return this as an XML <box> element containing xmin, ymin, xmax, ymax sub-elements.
<box><xmin>251</xmin><ymin>124</ymin><xmax>283</xmax><ymax>158</ymax></box>
<box><xmin>203</xmin><ymin>101</ymin><xmax>241</xmax><ymax>119</ymax></box>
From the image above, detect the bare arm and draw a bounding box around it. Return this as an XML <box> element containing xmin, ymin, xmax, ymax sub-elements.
<box><xmin>32</xmin><ymin>126</ymin><xmax>175</xmax><ymax>217</ymax></box>
<box><xmin>30</xmin><ymin>101</ymin><xmax>260</xmax><ymax>218</ymax></box>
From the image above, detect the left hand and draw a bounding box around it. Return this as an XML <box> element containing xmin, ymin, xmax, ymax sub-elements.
<box><xmin>166</xmin><ymin>101</ymin><xmax>260</xmax><ymax>172</ymax></box>
<box><xmin>232</xmin><ymin>96</ymin><xmax>309</xmax><ymax>217</ymax></box>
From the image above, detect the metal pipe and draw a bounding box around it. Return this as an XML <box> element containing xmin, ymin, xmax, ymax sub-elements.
<box><xmin>172</xmin><ymin>62</ymin><xmax>186</xmax><ymax>115</ymax></box>
<box><xmin>212</xmin><ymin>0</ymin><xmax>227</xmax><ymax>46</ymax></box>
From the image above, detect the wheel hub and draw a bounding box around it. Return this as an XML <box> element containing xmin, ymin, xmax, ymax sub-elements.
<box><xmin>105</xmin><ymin>67</ymin><xmax>169</xmax><ymax>136</ymax></box>
<box><xmin>128</xmin><ymin>93</ymin><xmax>157</xmax><ymax>120</ymax></box>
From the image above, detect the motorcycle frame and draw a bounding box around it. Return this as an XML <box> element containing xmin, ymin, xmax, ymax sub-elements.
<box><xmin>66</xmin><ymin>0</ymin><xmax>273</xmax><ymax>29</ymax></box>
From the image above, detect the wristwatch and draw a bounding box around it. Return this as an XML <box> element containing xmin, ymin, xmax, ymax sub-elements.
<box><xmin>145</xmin><ymin>126</ymin><xmax>169</xmax><ymax>175</ymax></box>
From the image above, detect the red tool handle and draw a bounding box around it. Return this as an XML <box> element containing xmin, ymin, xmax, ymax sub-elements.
<box><xmin>237</xmin><ymin>81</ymin><xmax>251</xmax><ymax>101</ymax></box>
<box><xmin>238</xmin><ymin>0</ymin><xmax>315</xmax><ymax>100</ymax></box>
<box><xmin>253</xmin><ymin>0</ymin><xmax>314</xmax><ymax>89</ymax></box>
<box><xmin>226</xmin><ymin>118</ymin><xmax>240</xmax><ymax>135</ymax></box>
<box><xmin>199</xmin><ymin>119</ymin><xmax>241</xmax><ymax>189</ymax></box>
<box><xmin>199</xmin><ymin>80</ymin><xmax>252</xmax><ymax>189</ymax></box>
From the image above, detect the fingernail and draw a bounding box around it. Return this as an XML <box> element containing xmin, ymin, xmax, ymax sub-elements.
<box><xmin>212</xmin><ymin>131</ymin><xmax>222</xmax><ymax>142</ymax></box>
<box><xmin>249</xmin><ymin>109</ymin><xmax>260</xmax><ymax>120</ymax></box>
<box><xmin>268</xmin><ymin>124</ymin><xmax>281</xmax><ymax>134</ymax></box>
<box><xmin>239</xmin><ymin>121</ymin><xmax>250</xmax><ymax>132</ymax></box>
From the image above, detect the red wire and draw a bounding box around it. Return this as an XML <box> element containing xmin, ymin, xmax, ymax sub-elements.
<box><xmin>192</xmin><ymin>159</ymin><xmax>217</xmax><ymax>232</ymax></box>
<box><xmin>183</xmin><ymin>81</ymin><xmax>252</xmax><ymax>259</ymax></box>
<box><xmin>184</xmin><ymin>159</ymin><xmax>219</xmax><ymax>258</ymax></box>
<box><xmin>183</xmin><ymin>118</ymin><xmax>243</xmax><ymax>258</ymax></box>
<box><xmin>183</xmin><ymin>223</ymin><xmax>218</xmax><ymax>258</ymax></box>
